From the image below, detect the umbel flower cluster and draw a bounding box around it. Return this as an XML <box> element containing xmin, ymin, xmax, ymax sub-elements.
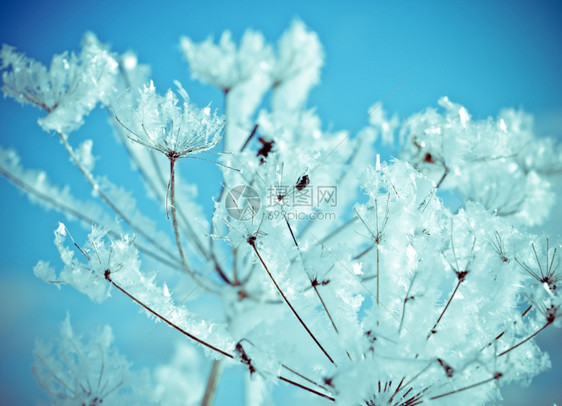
<box><xmin>1</xmin><ymin>20</ymin><xmax>561</xmax><ymax>405</ymax></box>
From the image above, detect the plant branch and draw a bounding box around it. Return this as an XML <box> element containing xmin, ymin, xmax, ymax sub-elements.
<box><xmin>104</xmin><ymin>271</ymin><xmax>335</xmax><ymax>401</ymax></box>
<box><xmin>498</xmin><ymin>322</ymin><xmax>552</xmax><ymax>357</ymax></box>
<box><xmin>427</xmin><ymin>279</ymin><xmax>462</xmax><ymax>339</ymax></box>
<box><xmin>249</xmin><ymin>239</ymin><xmax>336</xmax><ymax>365</ymax></box>
<box><xmin>57</xmin><ymin>132</ymin><xmax>180</xmax><ymax>266</ymax></box>
<box><xmin>0</xmin><ymin>166</ymin><xmax>179</xmax><ymax>268</ymax></box>
<box><xmin>429</xmin><ymin>373</ymin><xmax>502</xmax><ymax>400</ymax></box>
<box><xmin>169</xmin><ymin>157</ymin><xmax>218</xmax><ymax>292</ymax></box>
<box><xmin>201</xmin><ymin>360</ymin><xmax>223</xmax><ymax>406</ymax></box>
<box><xmin>104</xmin><ymin>270</ymin><xmax>232</xmax><ymax>358</ymax></box>
<box><xmin>284</xmin><ymin>216</ymin><xmax>340</xmax><ymax>335</ymax></box>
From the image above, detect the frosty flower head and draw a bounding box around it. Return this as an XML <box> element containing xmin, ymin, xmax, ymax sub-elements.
<box><xmin>39</xmin><ymin>223</ymin><xmax>141</xmax><ymax>303</ymax></box>
<box><xmin>180</xmin><ymin>29</ymin><xmax>273</xmax><ymax>92</ymax></box>
<box><xmin>271</xmin><ymin>19</ymin><xmax>323</xmax><ymax>88</ymax></box>
<box><xmin>516</xmin><ymin>239</ymin><xmax>560</xmax><ymax>291</ymax></box>
<box><xmin>32</xmin><ymin>316</ymin><xmax>150</xmax><ymax>405</ymax></box>
<box><xmin>270</xmin><ymin>20</ymin><xmax>324</xmax><ymax>111</ymax></box>
<box><xmin>1</xmin><ymin>32</ymin><xmax>118</xmax><ymax>133</ymax></box>
<box><xmin>118</xmin><ymin>80</ymin><xmax>224</xmax><ymax>159</ymax></box>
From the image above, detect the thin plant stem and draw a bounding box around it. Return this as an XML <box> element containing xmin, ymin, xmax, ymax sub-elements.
<box><xmin>435</xmin><ymin>168</ymin><xmax>449</xmax><ymax>190</ymax></box>
<box><xmin>312</xmin><ymin>284</ymin><xmax>339</xmax><ymax>333</ymax></box>
<box><xmin>104</xmin><ymin>270</ymin><xmax>232</xmax><ymax>358</ymax></box>
<box><xmin>427</xmin><ymin>279</ymin><xmax>462</xmax><ymax>340</ymax></box>
<box><xmin>106</xmin><ymin>269</ymin><xmax>334</xmax><ymax>401</ymax></box>
<box><xmin>146</xmin><ymin>146</ymin><xmax>211</xmax><ymax>262</ymax></box>
<box><xmin>249</xmin><ymin>240</ymin><xmax>336</xmax><ymax>365</ymax></box>
<box><xmin>280</xmin><ymin>364</ymin><xmax>330</xmax><ymax>392</ymax></box>
<box><xmin>58</xmin><ymin>132</ymin><xmax>180</xmax><ymax>266</ymax></box>
<box><xmin>399</xmin><ymin>273</ymin><xmax>417</xmax><ymax>335</ymax></box>
<box><xmin>429</xmin><ymin>373</ymin><xmax>502</xmax><ymax>400</ymax></box>
<box><xmin>498</xmin><ymin>322</ymin><xmax>551</xmax><ymax>357</ymax></box>
<box><xmin>201</xmin><ymin>360</ymin><xmax>223</xmax><ymax>406</ymax></box>
<box><xmin>278</xmin><ymin>376</ymin><xmax>335</xmax><ymax>401</ymax></box>
<box><xmin>284</xmin><ymin>216</ymin><xmax>340</xmax><ymax>335</ymax></box>
<box><xmin>480</xmin><ymin>304</ymin><xmax>532</xmax><ymax>351</ymax></box>
<box><xmin>169</xmin><ymin>157</ymin><xmax>218</xmax><ymax>293</ymax></box>
<box><xmin>0</xmin><ymin>166</ymin><xmax>179</xmax><ymax>268</ymax></box>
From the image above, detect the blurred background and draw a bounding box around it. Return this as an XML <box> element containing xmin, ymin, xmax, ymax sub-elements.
<box><xmin>0</xmin><ymin>0</ymin><xmax>561</xmax><ymax>404</ymax></box>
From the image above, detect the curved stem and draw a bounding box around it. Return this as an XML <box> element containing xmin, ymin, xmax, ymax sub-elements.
<box><xmin>169</xmin><ymin>157</ymin><xmax>218</xmax><ymax>293</ymax></box>
<box><xmin>114</xmin><ymin>123</ymin><xmax>211</xmax><ymax>261</ymax></box>
<box><xmin>58</xmin><ymin>132</ymin><xmax>179</xmax><ymax>265</ymax></box>
<box><xmin>105</xmin><ymin>271</ymin><xmax>232</xmax><ymax>358</ymax></box>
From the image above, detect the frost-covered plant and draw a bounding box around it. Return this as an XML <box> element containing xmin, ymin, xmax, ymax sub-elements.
<box><xmin>2</xmin><ymin>21</ymin><xmax>562</xmax><ymax>405</ymax></box>
<box><xmin>32</xmin><ymin>316</ymin><xmax>151</xmax><ymax>405</ymax></box>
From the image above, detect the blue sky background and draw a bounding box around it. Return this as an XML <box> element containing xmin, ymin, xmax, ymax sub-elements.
<box><xmin>0</xmin><ymin>1</ymin><xmax>561</xmax><ymax>404</ymax></box>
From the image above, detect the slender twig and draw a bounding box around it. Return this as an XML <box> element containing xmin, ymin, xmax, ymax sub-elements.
<box><xmin>498</xmin><ymin>322</ymin><xmax>552</xmax><ymax>357</ymax></box>
<box><xmin>105</xmin><ymin>270</ymin><xmax>232</xmax><ymax>358</ymax></box>
<box><xmin>6</xmin><ymin>166</ymin><xmax>184</xmax><ymax>269</ymax></box>
<box><xmin>249</xmin><ymin>238</ymin><xmax>336</xmax><ymax>365</ymax></box>
<box><xmin>201</xmin><ymin>360</ymin><xmax>223</xmax><ymax>406</ymax></box>
<box><xmin>515</xmin><ymin>239</ymin><xmax>560</xmax><ymax>290</ymax></box>
<box><xmin>284</xmin><ymin>216</ymin><xmax>340</xmax><ymax>335</ymax></box>
<box><xmin>312</xmin><ymin>283</ymin><xmax>339</xmax><ymax>334</ymax></box>
<box><xmin>57</xmin><ymin>132</ymin><xmax>180</xmax><ymax>266</ymax></box>
<box><xmin>353</xmin><ymin>197</ymin><xmax>389</xmax><ymax>306</ymax></box>
<box><xmin>429</xmin><ymin>373</ymin><xmax>502</xmax><ymax>400</ymax></box>
<box><xmin>239</xmin><ymin>124</ymin><xmax>259</xmax><ymax>152</ymax></box>
<box><xmin>277</xmin><ymin>377</ymin><xmax>335</xmax><ymax>401</ymax></box>
<box><xmin>480</xmin><ymin>304</ymin><xmax>532</xmax><ymax>351</ymax></box>
<box><xmin>399</xmin><ymin>273</ymin><xmax>417</xmax><ymax>335</ymax></box>
<box><xmin>434</xmin><ymin>168</ymin><xmax>449</xmax><ymax>190</ymax></box>
<box><xmin>280</xmin><ymin>364</ymin><xmax>330</xmax><ymax>392</ymax></box>
<box><xmin>105</xmin><ymin>269</ymin><xmax>334</xmax><ymax>400</ymax></box>
<box><xmin>427</xmin><ymin>279</ymin><xmax>462</xmax><ymax>340</ymax></box>
<box><xmin>428</xmin><ymin>221</ymin><xmax>474</xmax><ymax>339</ymax></box>
<box><xmin>310</xmin><ymin>232</ymin><xmax>413</xmax><ymax>336</ymax></box>
<box><xmin>168</xmin><ymin>156</ymin><xmax>218</xmax><ymax>293</ymax></box>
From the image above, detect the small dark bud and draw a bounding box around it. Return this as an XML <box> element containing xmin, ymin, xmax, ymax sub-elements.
<box><xmin>296</xmin><ymin>174</ymin><xmax>310</xmax><ymax>191</ymax></box>
<box><xmin>423</xmin><ymin>152</ymin><xmax>435</xmax><ymax>163</ymax></box>
<box><xmin>257</xmin><ymin>137</ymin><xmax>274</xmax><ymax>163</ymax></box>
